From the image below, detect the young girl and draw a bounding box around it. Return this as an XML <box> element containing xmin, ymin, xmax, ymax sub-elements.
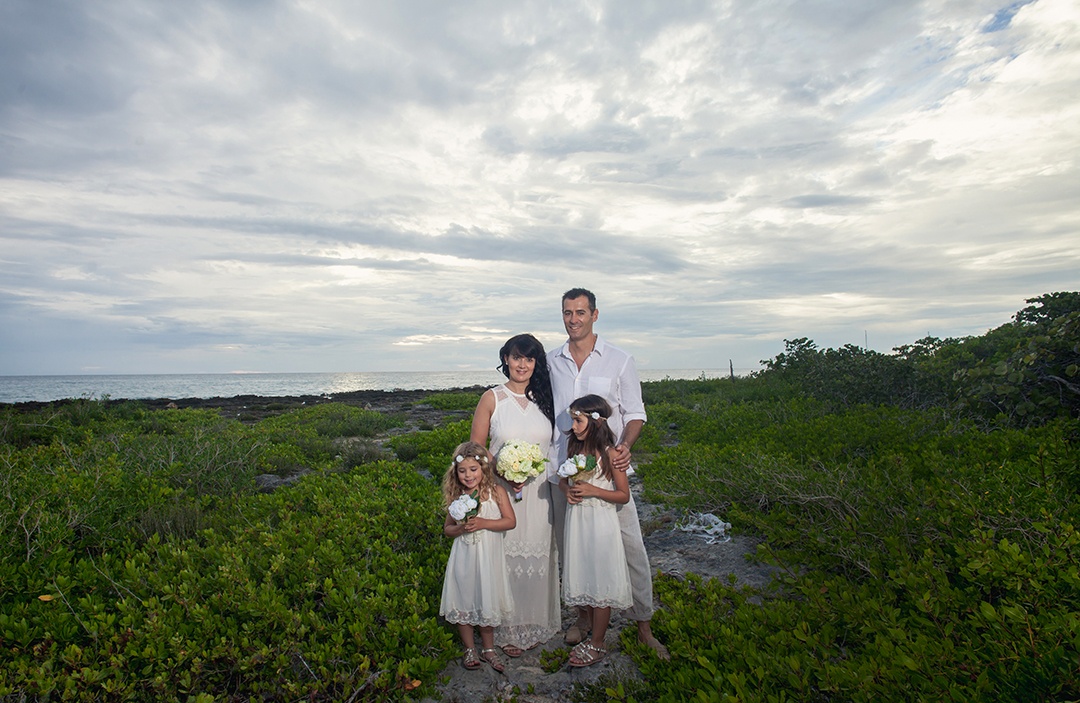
<box><xmin>558</xmin><ymin>395</ymin><xmax>633</xmax><ymax>667</ymax></box>
<box><xmin>438</xmin><ymin>441</ymin><xmax>517</xmax><ymax>672</ymax></box>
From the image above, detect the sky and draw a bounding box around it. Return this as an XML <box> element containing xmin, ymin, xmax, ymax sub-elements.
<box><xmin>1</xmin><ymin>0</ymin><xmax>1077</xmax><ymax>376</ymax></box>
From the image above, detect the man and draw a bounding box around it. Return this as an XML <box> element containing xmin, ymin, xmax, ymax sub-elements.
<box><xmin>547</xmin><ymin>287</ymin><xmax>669</xmax><ymax>660</ymax></box>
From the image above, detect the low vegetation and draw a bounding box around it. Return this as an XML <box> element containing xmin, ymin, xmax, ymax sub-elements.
<box><xmin>0</xmin><ymin>292</ymin><xmax>1076</xmax><ymax>701</ymax></box>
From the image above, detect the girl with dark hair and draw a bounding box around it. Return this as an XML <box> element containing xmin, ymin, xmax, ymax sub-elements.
<box><xmin>470</xmin><ymin>333</ymin><xmax>561</xmax><ymax>657</ymax></box>
<box><xmin>558</xmin><ymin>394</ymin><xmax>632</xmax><ymax>667</ymax></box>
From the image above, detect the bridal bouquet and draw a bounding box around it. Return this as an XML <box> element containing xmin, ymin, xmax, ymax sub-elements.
<box><xmin>558</xmin><ymin>453</ymin><xmax>598</xmax><ymax>485</ymax></box>
<box><xmin>496</xmin><ymin>440</ymin><xmax>548</xmax><ymax>501</ymax></box>
<box><xmin>448</xmin><ymin>491</ymin><xmax>479</xmax><ymax>523</ymax></box>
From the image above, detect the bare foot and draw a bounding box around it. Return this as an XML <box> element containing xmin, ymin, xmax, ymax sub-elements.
<box><xmin>640</xmin><ymin>635</ymin><xmax>670</xmax><ymax>660</ymax></box>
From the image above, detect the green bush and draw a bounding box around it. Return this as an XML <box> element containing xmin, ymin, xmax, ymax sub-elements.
<box><xmin>0</xmin><ymin>462</ymin><xmax>454</xmax><ymax>701</ymax></box>
<box><xmin>635</xmin><ymin>356</ymin><xmax>1080</xmax><ymax>701</ymax></box>
<box><xmin>386</xmin><ymin>419</ymin><xmax>471</xmax><ymax>478</ymax></box>
<box><xmin>419</xmin><ymin>392</ymin><xmax>482</xmax><ymax>411</ymax></box>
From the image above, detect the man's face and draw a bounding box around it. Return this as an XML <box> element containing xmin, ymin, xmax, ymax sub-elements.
<box><xmin>562</xmin><ymin>295</ymin><xmax>598</xmax><ymax>342</ymax></box>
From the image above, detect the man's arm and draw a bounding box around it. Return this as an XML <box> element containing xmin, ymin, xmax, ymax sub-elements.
<box><xmin>611</xmin><ymin>419</ymin><xmax>642</xmax><ymax>471</ymax></box>
<box><xmin>611</xmin><ymin>353</ymin><xmax>646</xmax><ymax>471</ymax></box>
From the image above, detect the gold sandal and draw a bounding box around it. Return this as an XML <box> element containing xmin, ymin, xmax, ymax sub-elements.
<box><xmin>462</xmin><ymin>647</ymin><xmax>481</xmax><ymax>670</ymax></box>
<box><xmin>569</xmin><ymin>642</ymin><xmax>606</xmax><ymax>667</ymax></box>
<box><xmin>480</xmin><ymin>647</ymin><xmax>506</xmax><ymax>672</ymax></box>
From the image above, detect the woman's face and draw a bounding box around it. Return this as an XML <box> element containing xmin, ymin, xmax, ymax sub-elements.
<box><xmin>456</xmin><ymin>458</ymin><xmax>483</xmax><ymax>491</ymax></box>
<box><xmin>504</xmin><ymin>351</ymin><xmax>536</xmax><ymax>385</ymax></box>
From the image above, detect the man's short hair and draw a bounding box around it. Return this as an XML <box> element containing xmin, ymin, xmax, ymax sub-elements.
<box><xmin>562</xmin><ymin>287</ymin><xmax>596</xmax><ymax>311</ymax></box>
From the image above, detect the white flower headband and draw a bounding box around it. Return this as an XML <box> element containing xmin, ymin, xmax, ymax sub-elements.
<box><xmin>570</xmin><ymin>409</ymin><xmax>602</xmax><ymax>420</ymax></box>
<box><xmin>455</xmin><ymin>454</ymin><xmax>488</xmax><ymax>464</ymax></box>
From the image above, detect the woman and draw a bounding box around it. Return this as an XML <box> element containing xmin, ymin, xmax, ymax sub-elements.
<box><xmin>470</xmin><ymin>333</ymin><xmax>561</xmax><ymax>657</ymax></box>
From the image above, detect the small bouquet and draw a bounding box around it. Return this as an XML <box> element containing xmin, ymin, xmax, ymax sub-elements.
<box><xmin>448</xmin><ymin>491</ymin><xmax>479</xmax><ymax>523</ymax></box>
<box><xmin>496</xmin><ymin>440</ymin><xmax>549</xmax><ymax>501</ymax></box>
<box><xmin>558</xmin><ymin>454</ymin><xmax>598</xmax><ymax>485</ymax></box>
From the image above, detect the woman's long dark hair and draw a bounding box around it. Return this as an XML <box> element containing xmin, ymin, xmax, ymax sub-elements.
<box><xmin>566</xmin><ymin>394</ymin><xmax>616</xmax><ymax>479</ymax></box>
<box><xmin>498</xmin><ymin>333</ymin><xmax>555</xmax><ymax>428</ymax></box>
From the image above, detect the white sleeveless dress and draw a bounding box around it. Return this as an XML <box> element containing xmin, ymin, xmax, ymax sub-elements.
<box><xmin>562</xmin><ymin>471</ymin><xmax>633</xmax><ymax>610</ymax></box>
<box><xmin>439</xmin><ymin>494</ymin><xmax>515</xmax><ymax>627</ymax></box>
<box><xmin>487</xmin><ymin>385</ymin><xmax>561</xmax><ymax>649</ymax></box>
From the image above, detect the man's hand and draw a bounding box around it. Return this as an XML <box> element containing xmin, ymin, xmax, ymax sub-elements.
<box><xmin>611</xmin><ymin>443</ymin><xmax>632</xmax><ymax>472</ymax></box>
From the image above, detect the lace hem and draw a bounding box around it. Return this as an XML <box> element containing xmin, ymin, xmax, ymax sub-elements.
<box><xmin>494</xmin><ymin>623</ymin><xmax>560</xmax><ymax>650</ymax></box>
<box><xmin>442</xmin><ymin>609</ymin><xmax>510</xmax><ymax>628</ymax></box>
<box><xmin>563</xmin><ymin>594</ymin><xmax>633</xmax><ymax>610</ymax></box>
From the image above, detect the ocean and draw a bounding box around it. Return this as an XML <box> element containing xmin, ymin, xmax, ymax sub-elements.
<box><xmin>0</xmin><ymin>369</ymin><xmax>728</xmax><ymax>404</ymax></box>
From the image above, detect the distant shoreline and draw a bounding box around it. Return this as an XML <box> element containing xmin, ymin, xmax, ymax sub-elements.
<box><xmin>2</xmin><ymin>386</ymin><xmax>490</xmax><ymax>424</ymax></box>
<box><xmin>0</xmin><ymin>369</ymin><xmax>734</xmax><ymax>405</ymax></box>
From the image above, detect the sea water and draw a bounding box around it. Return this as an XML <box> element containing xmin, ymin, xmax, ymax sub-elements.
<box><xmin>0</xmin><ymin>369</ymin><xmax>729</xmax><ymax>404</ymax></box>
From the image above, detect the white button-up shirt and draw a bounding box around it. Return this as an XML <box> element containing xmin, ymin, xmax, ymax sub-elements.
<box><xmin>547</xmin><ymin>335</ymin><xmax>647</xmax><ymax>477</ymax></box>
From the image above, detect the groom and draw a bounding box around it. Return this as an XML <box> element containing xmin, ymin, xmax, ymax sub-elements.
<box><xmin>547</xmin><ymin>287</ymin><xmax>669</xmax><ymax>660</ymax></box>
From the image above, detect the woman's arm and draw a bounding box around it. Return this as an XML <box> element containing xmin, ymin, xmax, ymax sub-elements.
<box><xmin>469</xmin><ymin>389</ymin><xmax>496</xmax><ymax>445</ymax></box>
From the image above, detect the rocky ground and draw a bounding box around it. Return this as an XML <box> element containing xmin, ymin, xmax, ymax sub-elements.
<box><xmin>102</xmin><ymin>388</ymin><xmax>778</xmax><ymax>702</ymax></box>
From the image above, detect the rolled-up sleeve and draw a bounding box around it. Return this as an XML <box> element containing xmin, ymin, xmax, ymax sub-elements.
<box><xmin>618</xmin><ymin>356</ymin><xmax>647</xmax><ymax>425</ymax></box>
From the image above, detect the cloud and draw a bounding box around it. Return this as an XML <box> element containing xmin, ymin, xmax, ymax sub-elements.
<box><xmin>0</xmin><ymin>0</ymin><xmax>1077</xmax><ymax>376</ymax></box>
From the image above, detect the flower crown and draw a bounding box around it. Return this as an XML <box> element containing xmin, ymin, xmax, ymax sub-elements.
<box><xmin>570</xmin><ymin>408</ymin><xmax>602</xmax><ymax>420</ymax></box>
<box><xmin>455</xmin><ymin>453</ymin><xmax>488</xmax><ymax>464</ymax></box>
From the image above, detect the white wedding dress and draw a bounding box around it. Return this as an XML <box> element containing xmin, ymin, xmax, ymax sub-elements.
<box><xmin>488</xmin><ymin>385</ymin><xmax>561</xmax><ymax>650</ymax></box>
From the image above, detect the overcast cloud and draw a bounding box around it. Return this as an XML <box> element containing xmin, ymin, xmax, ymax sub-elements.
<box><xmin>1</xmin><ymin>0</ymin><xmax>1077</xmax><ymax>375</ymax></box>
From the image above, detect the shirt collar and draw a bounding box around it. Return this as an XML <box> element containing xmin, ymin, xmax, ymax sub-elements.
<box><xmin>557</xmin><ymin>334</ymin><xmax>605</xmax><ymax>359</ymax></box>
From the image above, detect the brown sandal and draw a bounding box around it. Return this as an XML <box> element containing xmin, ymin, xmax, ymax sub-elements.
<box><xmin>462</xmin><ymin>647</ymin><xmax>481</xmax><ymax>670</ymax></box>
<box><xmin>480</xmin><ymin>648</ymin><xmax>506</xmax><ymax>672</ymax></box>
<box><xmin>502</xmin><ymin>645</ymin><xmax>524</xmax><ymax>658</ymax></box>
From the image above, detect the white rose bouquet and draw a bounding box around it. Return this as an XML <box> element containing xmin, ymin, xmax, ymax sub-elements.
<box><xmin>448</xmin><ymin>491</ymin><xmax>479</xmax><ymax>523</ymax></box>
<box><xmin>496</xmin><ymin>440</ymin><xmax>548</xmax><ymax>501</ymax></box>
<box><xmin>558</xmin><ymin>454</ymin><xmax>598</xmax><ymax>485</ymax></box>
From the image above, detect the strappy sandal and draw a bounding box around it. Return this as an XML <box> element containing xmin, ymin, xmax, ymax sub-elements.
<box><xmin>569</xmin><ymin>642</ymin><xmax>607</xmax><ymax>667</ymax></box>
<box><xmin>502</xmin><ymin>645</ymin><xmax>524</xmax><ymax>658</ymax></box>
<box><xmin>480</xmin><ymin>648</ymin><xmax>506</xmax><ymax>673</ymax></box>
<box><xmin>462</xmin><ymin>647</ymin><xmax>481</xmax><ymax>670</ymax></box>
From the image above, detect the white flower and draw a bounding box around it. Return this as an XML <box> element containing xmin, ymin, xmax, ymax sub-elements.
<box><xmin>558</xmin><ymin>454</ymin><xmax>597</xmax><ymax>479</ymax></box>
<box><xmin>448</xmin><ymin>492</ymin><xmax>478</xmax><ymax>522</ymax></box>
<box><xmin>496</xmin><ymin>440</ymin><xmax>548</xmax><ymax>484</ymax></box>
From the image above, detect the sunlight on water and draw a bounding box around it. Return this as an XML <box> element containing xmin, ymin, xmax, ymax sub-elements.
<box><xmin>0</xmin><ymin>369</ymin><xmax>733</xmax><ymax>404</ymax></box>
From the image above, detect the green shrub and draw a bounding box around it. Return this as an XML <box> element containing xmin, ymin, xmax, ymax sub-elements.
<box><xmin>419</xmin><ymin>392</ymin><xmax>482</xmax><ymax>411</ymax></box>
<box><xmin>0</xmin><ymin>461</ymin><xmax>455</xmax><ymax>702</ymax></box>
<box><xmin>386</xmin><ymin>420</ymin><xmax>471</xmax><ymax>478</ymax></box>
